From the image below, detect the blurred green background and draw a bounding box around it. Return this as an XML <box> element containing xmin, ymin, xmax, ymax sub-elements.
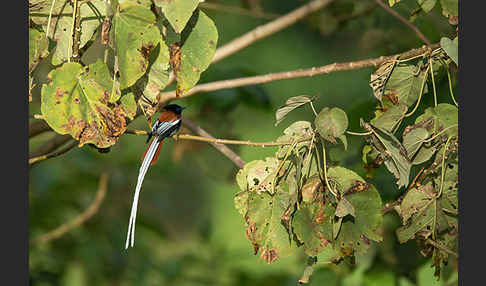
<box><xmin>29</xmin><ymin>0</ymin><xmax>457</xmax><ymax>285</ymax></box>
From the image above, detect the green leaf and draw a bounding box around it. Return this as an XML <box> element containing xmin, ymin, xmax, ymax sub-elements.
<box><xmin>243</xmin><ymin>157</ymin><xmax>279</xmax><ymax>194</ymax></box>
<box><xmin>41</xmin><ymin>61</ymin><xmax>129</xmax><ymax>148</ymax></box>
<box><xmin>276</xmin><ymin>121</ymin><xmax>313</xmax><ymax>158</ymax></box>
<box><xmin>293</xmin><ymin>201</ymin><xmax>335</xmax><ymax>256</ymax></box>
<box><xmin>327</xmin><ymin>167</ymin><xmax>383</xmax><ymax>255</ymax></box>
<box><xmin>440</xmin><ymin>37</ymin><xmax>458</xmax><ymax>65</ymax></box>
<box><xmin>120</xmin><ymin>91</ymin><xmax>137</xmax><ymax>120</ymax></box>
<box><xmin>174</xmin><ymin>10</ymin><xmax>218</xmax><ymax>94</ymax></box>
<box><xmin>141</xmin><ymin>42</ymin><xmax>171</xmax><ymax>104</ymax></box>
<box><xmin>335</xmin><ymin>197</ymin><xmax>355</xmax><ymax>218</ymax></box>
<box><xmin>275</xmin><ymin>96</ymin><xmax>312</xmax><ymax>126</ymax></box>
<box><xmin>385</xmin><ymin>64</ymin><xmax>427</xmax><ymax>107</ymax></box>
<box><xmin>245</xmin><ymin>190</ymin><xmax>296</xmax><ymax>263</ymax></box>
<box><xmin>396</xmin><ymin>181</ymin><xmax>456</xmax><ymax>244</ymax></box>
<box><xmin>415</xmin><ymin>104</ymin><xmax>458</xmax><ymax>137</ymax></box>
<box><xmin>113</xmin><ymin>2</ymin><xmax>161</xmax><ymax>89</ymax></box>
<box><xmin>417</xmin><ymin>0</ymin><xmax>437</xmax><ymax>13</ymax></box>
<box><xmin>29</xmin><ymin>29</ymin><xmax>49</xmax><ymax>73</ymax></box>
<box><xmin>315</xmin><ymin>107</ymin><xmax>348</xmax><ymax>145</ymax></box>
<box><xmin>388</xmin><ymin>0</ymin><xmax>402</xmax><ymax>6</ymax></box>
<box><xmin>440</xmin><ymin>0</ymin><xmax>458</xmax><ymax>17</ymax></box>
<box><xmin>154</xmin><ymin>0</ymin><xmax>200</xmax><ymax>33</ymax></box>
<box><xmin>370</xmin><ymin>104</ymin><xmax>408</xmax><ymax>132</ymax></box>
<box><xmin>402</xmin><ymin>127</ymin><xmax>433</xmax><ymax>164</ymax></box>
<box><xmin>362</xmin><ymin>121</ymin><xmax>411</xmax><ymax>188</ymax></box>
<box><xmin>36</xmin><ymin>0</ymin><xmax>107</xmax><ymax>65</ymax></box>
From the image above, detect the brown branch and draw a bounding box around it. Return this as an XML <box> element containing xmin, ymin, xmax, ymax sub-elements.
<box><xmin>126</xmin><ymin>129</ymin><xmax>311</xmax><ymax>147</ymax></box>
<box><xmin>375</xmin><ymin>0</ymin><xmax>431</xmax><ymax>45</ymax></box>
<box><xmin>181</xmin><ymin>119</ymin><xmax>246</xmax><ymax>168</ymax></box>
<box><xmin>71</xmin><ymin>0</ymin><xmax>82</xmax><ymax>62</ymax></box>
<box><xmin>29</xmin><ymin>140</ymin><xmax>77</xmax><ymax>166</ymax></box>
<box><xmin>158</xmin><ymin>43</ymin><xmax>439</xmax><ymax>103</ymax></box>
<box><xmin>29</xmin><ymin>120</ymin><xmax>52</xmax><ymax>138</ymax></box>
<box><xmin>211</xmin><ymin>0</ymin><xmax>334</xmax><ymax>63</ymax></box>
<box><xmin>159</xmin><ymin>0</ymin><xmax>334</xmax><ymax>94</ymax></box>
<box><xmin>199</xmin><ymin>2</ymin><xmax>280</xmax><ymax>20</ymax></box>
<box><xmin>31</xmin><ymin>172</ymin><xmax>109</xmax><ymax>244</ymax></box>
<box><xmin>29</xmin><ymin>134</ymin><xmax>72</xmax><ymax>158</ymax></box>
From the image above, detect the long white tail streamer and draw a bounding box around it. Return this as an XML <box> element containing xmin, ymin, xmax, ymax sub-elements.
<box><xmin>125</xmin><ymin>138</ymin><xmax>161</xmax><ymax>249</ymax></box>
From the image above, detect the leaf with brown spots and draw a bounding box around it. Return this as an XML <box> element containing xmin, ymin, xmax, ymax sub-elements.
<box><xmin>174</xmin><ymin>10</ymin><xmax>218</xmax><ymax>95</ymax></box>
<box><xmin>41</xmin><ymin>61</ymin><xmax>129</xmax><ymax>148</ymax></box>
<box><xmin>113</xmin><ymin>2</ymin><xmax>161</xmax><ymax>89</ymax></box>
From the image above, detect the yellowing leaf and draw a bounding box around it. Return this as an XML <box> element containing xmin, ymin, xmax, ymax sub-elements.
<box><xmin>41</xmin><ymin>61</ymin><xmax>129</xmax><ymax>148</ymax></box>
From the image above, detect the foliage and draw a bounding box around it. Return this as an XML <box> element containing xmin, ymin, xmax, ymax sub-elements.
<box><xmin>29</xmin><ymin>0</ymin><xmax>458</xmax><ymax>285</ymax></box>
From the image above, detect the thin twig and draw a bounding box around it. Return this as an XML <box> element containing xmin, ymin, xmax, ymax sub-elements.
<box><xmin>157</xmin><ymin>43</ymin><xmax>440</xmax><ymax>105</ymax></box>
<box><xmin>29</xmin><ymin>140</ymin><xmax>77</xmax><ymax>166</ymax></box>
<box><xmin>126</xmin><ymin>129</ymin><xmax>312</xmax><ymax>147</ymax></box>
<box><xmin>425</xmin><ymin>238</ymin><xmax>458</xmax><ymax>258</ymax></box>
<box><xmin>375</xmin><ymin>0</ymin><xmax>431</xmax><ymax>45</ymax></box>
<box><xmin>199</xmin><ymin>2</ymin><xmax>280</xmax><ymax>20</ymax></box>
<box><xmin>31</xmin><ymin>172</ymin><xmax>109</xmax><ymax>244</ymax></box>
<box><xmin>181</xmin><ymin>119</ymin><xmax>246</xmax><ymax>168</ymax></box>
<box><xmin>29</xmin><ymin>134</ymin><xmax>72</xmax><ymax>158</ymax></box>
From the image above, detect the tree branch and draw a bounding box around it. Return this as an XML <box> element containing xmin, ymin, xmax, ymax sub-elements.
<box><xmin>160</xmin><ymin>0</ymin><xmax>334</xmax><ymax>95</ymax></box>
<box><xmin>199</xmin><ymin>2</ymin><xmax>280</xmax><ymax>20</ymax></box>
<box><xmin>181</xmin><ymin>119</ymin><xmax>246</xmax><ymax>168</ymax></box>
<box><xmin>125</xmin><ymin>129</ymin><xmax>311</xmax><ymax>147</ymax></box>
<box><xmin>29</xmin><ymin>134</ymin><xmax>72</xmax><ymax>158</ymax></box>
<box><xmin>29</xmin><ymin>140</ymin><xmax>77</xmax><ymax>166</ymax></box>
<box><xmin>71</xmin><ymin>0</ymin><xmax>82</xmax><ymax>62</ymax></box>
<box><xmin>211</xmin><ymin>0</ymin><xmax>334</xmax><ymax>63</ymax></box>
<box><xmin>158</xmin><ymin>43</ymin><xmax>439</xmax><ymax>103</ymax></box>
<box><xmin>375</xmin><ymin>0</ymin><xmax>431</xmax><ymax>45</ymax></box>
<box><xmin>31</xmin><ymin>172</ymin><xmax>109</xmax><ymax>244</ymax></box>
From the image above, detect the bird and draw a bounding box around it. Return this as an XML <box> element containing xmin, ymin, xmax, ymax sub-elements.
<box><xmin>125</xmin><ymin>104</ymin><xmax>186</xmax><ymax>249</ymax></box>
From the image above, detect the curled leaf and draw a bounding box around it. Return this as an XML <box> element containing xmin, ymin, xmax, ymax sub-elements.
<box><xmin>275</xmin><ymin>96</ymin><xmax>312</xmax><ymax>126</ymax></box>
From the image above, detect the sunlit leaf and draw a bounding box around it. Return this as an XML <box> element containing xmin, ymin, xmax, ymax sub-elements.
<box><xmin>417</xmin><ymin>0</ymin><xmax>437</xmax><ymax>13</ymax></box>
<box><xmin>174</xmin><ymin>10</ymin><xmax>218</xmax><ymax>94</ymax></box>
<box><xmin>440</xmin><ymin>0</ymin><xmax>458</xmax><ymax>17</ymax></box>
<box><xmin>41</xmin><ymin>61</ymin><xmax>129</xmax><ymax>148</ymax></box>
<box><xmin>113</xmin><ymin>2</ymin><xmax>161</xmax><ymax>89</ymax></box>
<box><xmin>154</xmin><ymin>0</ymin><xmax>200</xmax><ymax>33</ymax></box>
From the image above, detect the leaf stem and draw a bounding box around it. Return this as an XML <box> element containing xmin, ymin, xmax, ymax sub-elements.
<box><xmin>346</xmin><ymin>130</ymin><xmax>372</xmax><ymax>136</ymax></box>
<box><xmin>429</xmin><ymin>59</ymin><xmax>437</xmax><ymax>107</ymax></box>
<box><xmin>405</xmin><ymin>65</ymin><xmax>430</xmax><ymax>117</ymax></box>
<box><xmin>46</xmin><ymin>0</ymin><xmax>57</xmax><ymax>38</ymax></box>
<box><xmin>447</xmin><ymin>68</ymin><xmax>458</xmax><ymax>107</ymax></box>
<box><xmin>310</xmin><ymin>101</ymin><xmax>318</xmax><ymax>117</ymax></box>
<box><xmin>320</xmin><ymin>139</ymin><xmax>337</xmax><ymax>197</ymax></box>
<box><xmin>438</xmin><ymin>136</ymin><xmax>454</xmax><ymax>198</ymax></box>
<box><xmin>423</xmin><ymin>124</ymin><xmax>458</xmax><ymax>143</ymax></box>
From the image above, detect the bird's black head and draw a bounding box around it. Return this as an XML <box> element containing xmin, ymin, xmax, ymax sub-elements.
<box><xmin>163</xmin><ymin>104</ymin><xmax>186</xmax><ymax>115</ymax></box>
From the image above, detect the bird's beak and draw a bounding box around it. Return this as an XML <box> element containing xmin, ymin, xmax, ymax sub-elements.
<box><xmin>181</xmin><ymin>106</ymin><xmax>187</xmax><ymax>110</ymax></box>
